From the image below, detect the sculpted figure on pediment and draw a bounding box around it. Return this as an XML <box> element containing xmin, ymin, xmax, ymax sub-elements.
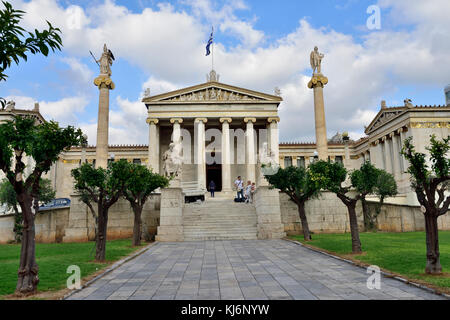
<box><xmin>210</xmin><ymin>88</ymin><xmax>217</xmax><ymax>100</ymax></box>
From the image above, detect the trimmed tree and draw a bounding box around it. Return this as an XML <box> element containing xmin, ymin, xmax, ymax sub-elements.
<box><xmin>401</xmin><ymin>135</ymin><xmax>450</xmax><ymax>274</ymax></box>
<box><xmin>309</xmin><ymin>161</ymin><xmax>394</xmax><ymax>253</ymax></box>
<box><xmin>0</xmin><ymin>116</ymin><xmax>84</xmax><ymax>295</ymax></box>
<box><xmin>0</xmin><ymin>1</ymin><xmax>62</xmax><ymax>108</ymax></box>
<box><xmin>263</xmin><ymin>165</ymin><xmax>321</xmax><ymax>241</ymax></box>
<box><xmin>0</xmin><ymin>178</ymin><xmax>55</xmax><ymax>242</ymax></box>
<box><xmin>71</xmin><ymin>160</ymin><xmax>130</xmax><ymax>261</ymax></box>
<box><xmin>357</xmin><ymin>163</ymin><xmax>397</xmax><ymax>231</ymax></box>
<box><xmin>309</xmin><ymin>160</ymin><xmax>363</xmax><ymax>253</ymax></box>
<box><xmin>367</xmin><ymin>169</ymin><xmax>397</xmax><ymax>230</ymax></box>
<box><xmin>122</xmin><ymin>163</ymin><xmax>169</xmax><ymax>246</ymax></box>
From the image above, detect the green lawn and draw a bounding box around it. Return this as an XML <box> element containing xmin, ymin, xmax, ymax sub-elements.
<box><xmin>0</xmin><ymin>239</ymin><xmax>145</xmax><ymax>297</ymax></box>
<box><xmin>291</xmin><ymin>231</ymin><xmax>450</xmax><ymax>292</ymax></box>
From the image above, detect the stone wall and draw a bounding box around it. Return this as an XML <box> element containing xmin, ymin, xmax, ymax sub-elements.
<box><xmin>280</xmin><ymin>191</ymin><xmax>364</xmax><ymax>235</ymax></box>
<box><xmin>369</xmin><ymin>202</ymin><xmax>450</xmax><ymax>232</ymax></box>
<box><xmin>0</xmin><ymin>195</ymin><xmax>161</xmax><ymax>244</ymax></box>
<box><xmin>280</xmin><ymin>191</ymin><xmax>450</xmax><ymax>235</ymax></box>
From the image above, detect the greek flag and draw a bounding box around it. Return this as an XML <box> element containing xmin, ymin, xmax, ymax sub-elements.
<box><xmin>206</xmin><ymin>28</ymin><xmax>213</xmax><ymax>56</ymax></box>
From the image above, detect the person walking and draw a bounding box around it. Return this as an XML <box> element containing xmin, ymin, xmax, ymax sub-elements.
<box><xmin>250</xmin><ymin>182</ymin><xmax>256</xmax><ymax>203</ymax></box>
<box><xmin>209</xmin><ymin>180</ymin><xmax>216</xmax><ymax>198</ymax></box>
<box><xmin>245</xmin><ymin>181</ymin><xmax>252</xmax><ymax>203</ymax></box>
<box><xmin>234</xmin><ymin>176</ymin><xmax>244</xmax><ymax>201</ymax></box>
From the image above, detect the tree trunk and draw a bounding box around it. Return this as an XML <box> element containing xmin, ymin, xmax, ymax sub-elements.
<box><xmin>424</xmin><ymin>213</ymin><xmax>442</xmax><ymax>274</ymax></box>
<box><xmin>347</xmin><ymin>201</ymin><xmax>362</xmax><ymax>254</ymax></box>
<box><xmin>132</xmin><ymin>204</ymin><xmax>143</xmax><ymax>246</ymax></box>
<box><xmin>297</xmin><ymin>201</ymin><xmax>311</xmax><ymax>241</ymax></box>
<box><xmin>15</xmin><ymin>196</ymin><xmax>39</xmax><ymax>295</ymax></box>
<box><xmin>95</xmin><ymin>205</ymin><xmax>108</xmax><ymax>262</ymax></box>
<box><xmin>361</xmin><ymin>198</ymin><xmax>372</xmax><ymax>231</ymax></box>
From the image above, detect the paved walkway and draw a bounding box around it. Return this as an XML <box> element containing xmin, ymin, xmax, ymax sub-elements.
<box><xmin>68</xmin><ymin>240</ymin><xmax>445</xmax><ymax>300</ymax></box>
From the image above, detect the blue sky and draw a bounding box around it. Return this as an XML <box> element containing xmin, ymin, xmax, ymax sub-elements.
<box><xmin>2</xmin><ymin>0</ymin><xmax>449</xmax><ymax>145</ymax></box>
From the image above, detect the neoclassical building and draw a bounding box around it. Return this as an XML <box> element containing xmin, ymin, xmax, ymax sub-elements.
<box><xmin>1</xmin><ymin>74</ymin><xmax>449</xmax><ymax>243</ymax></box>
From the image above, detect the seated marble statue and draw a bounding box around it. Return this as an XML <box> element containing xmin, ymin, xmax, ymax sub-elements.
<box><xmin>259</xmin><ymin>142</ymin><xmax>279</xmax><ymax>176</ymax></box>
<box><xmin>163</xmin><ymin>142</ymin><xmax>183</xmax><ymax>178</ymax></box>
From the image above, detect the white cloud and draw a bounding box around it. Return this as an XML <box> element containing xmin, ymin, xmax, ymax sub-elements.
<box><xmin>6</xmin><ymin>0</ymin><xmax>450</xmax><ymax>145</ymax></box>
<box><xmin>5</xmin><ymin>95</ymin><xmax>89</xmax><ymax>126</ymax></box>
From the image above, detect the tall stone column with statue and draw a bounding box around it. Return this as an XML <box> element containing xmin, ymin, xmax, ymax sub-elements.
<box><xmin>308</xmin><ymin>46</ymin><xmax>329</xmax><ymax>161</ymax></box>
<box><xmin>93</xmin><ymin>44</ymin><xmax>115</xmax><ymax>168</ymax></box>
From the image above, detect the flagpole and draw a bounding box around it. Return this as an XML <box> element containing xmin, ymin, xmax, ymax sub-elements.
<box><xmin>212</xmin><ymin>26</ymin><xmax>214</xmax><ymax>71</ymax></box>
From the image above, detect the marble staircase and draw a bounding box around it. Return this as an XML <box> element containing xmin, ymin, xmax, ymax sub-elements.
<box><xmin>183</xmin><ymin>197</ymin><xmax>257</xmax><ymax>241</ymax></box>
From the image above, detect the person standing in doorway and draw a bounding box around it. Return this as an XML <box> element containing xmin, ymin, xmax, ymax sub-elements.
<box><xmin>234</xmin><ymin>176</ymin><xmax>244</xmax><ymax>201</ymax></box>
<box><xmin>209</xmin><ymin>180</ymin><xmax>216</xmax><ymax>198</ymax></box>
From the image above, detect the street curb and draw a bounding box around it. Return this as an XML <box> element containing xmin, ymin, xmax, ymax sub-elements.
<box><xmin>63</xmin><ymin>241</ymin><xmax>160</xmax><ymax>300</ymax></box>
<box><xmin>283</xmin><ymin>238</ymin><xmax>450</xmax><ymax>300</ymax></box>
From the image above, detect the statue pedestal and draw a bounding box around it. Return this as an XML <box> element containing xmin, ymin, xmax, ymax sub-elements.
<box><xmin>169</xmin><ymin>177</ymin><xmax>181</xmax><ymax>188</ymax></box>
<box><xmin>155</xmin><ymin>187</ymin><xmax>184</xmax><ymax>242</ymax></box>
<box><xmin>254</xmin><ymin>186</ymin><xmax>286</xmax><ymax>240</ymax></box>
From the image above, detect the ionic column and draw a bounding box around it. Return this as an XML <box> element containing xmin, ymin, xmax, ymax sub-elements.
<box><xmin>147</xmin><ymin>118</ymin><xmax>160</xmax><ymax>173</ymax></box>
<box><xmin>94</xmin><ymin>76</ymin><xmax>115</xmax><ymax>169</ymax></box>
<box><xmin>308</xmin><ymin>73</ymin><xmax>329</xmax><ymax>160</ymax></box>
<box><xmin>220</xmin><ymin>118</ymin><xmax>232</xmax><ymax>193</ymax></box>
<box><xmin>382</xmin><ymin>136</ymin><xmax>392</xmax><ymax>173</ymax></box>
<box><xmin>170</xmin><ymin>118</ymin><xmax>183</xmax><ymax>144</ymax></box>
<box><xmin>390</xmin><ymin>132</ymin><xmax>401</xmax><ymax>178</ymax></box>
<box><xmin>268</xmin><ymin>117</ymin><xmax>280</xmax><ymax>165</ymax></box>
<box><xmin>245</xmin><ymin>118</ymin><xmax>256</xmax><ymax>183</ymax></box>
<box><xmin>195</xmin><ymin>118</ymin><xmax>207</xmax><ymax>191</ymax></box>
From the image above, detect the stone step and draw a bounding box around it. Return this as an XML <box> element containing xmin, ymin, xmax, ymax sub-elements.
<box><xmin>184</xmin><ymin>225</ymin><xmax>257</xmax><ymax>230</ymax></box>
<box><xmin>184</xmin><ymin>235</ymin><xmax>257</xmax><ymax>241</ymax></box>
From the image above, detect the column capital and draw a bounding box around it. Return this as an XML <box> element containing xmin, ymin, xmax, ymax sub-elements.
<box><xmin>220</xmin><ymin>118</ymin><xmax>233</xmax><ymax>124</ymax></box>
<box><xmin>146</xmin><ymin>118</ymin><xmax>159</xmax><ymax>125</ymax></box>
<box><xmin>244</xmin><ymin>117</ymin><xmax>257</xmax><ymax>124</ymax></box>
<box><xmin>267</xmin><ymin>117</ymin><xmax>280</xmax><ymax>123</ymax></box>
<box><xmin>388</xmin><ymin>132</ymin><xmax>395</xmax><ymax>138</ymax></box>
<box><xmin>307</xmin><ymin>74</ymin><xmax>328</xmax><ymax>89</ymax></box>
<box><xmin>194</xmin><ymin>118</ymin><xmax>208</xmax><ymax>124</ymax></box>
<box><xmin>94</xmin><ymin>76</ymin><xmax>115</xmax><ymax>90</ymax></box>
<box><xmin>170</xmin><ymin>118</ymin><xmax>184</xmax><ymax>124</ymax></box>
<box><xmin>381</xmin><ymin>136</ymin><xmax>387</xmax><ymax>142</ymax></box>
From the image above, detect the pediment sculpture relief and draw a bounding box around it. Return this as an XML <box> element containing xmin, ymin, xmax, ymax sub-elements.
<box><xmin>162</xmin><ymin>88</ymin><xmax>261</xmax><ymax>102</ymax></box>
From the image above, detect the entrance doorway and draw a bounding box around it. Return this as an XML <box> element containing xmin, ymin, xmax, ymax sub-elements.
<box><xmin>206</xmin><ymin>163</ymin><xmax>222</xmax><ymax>192</ymax></box>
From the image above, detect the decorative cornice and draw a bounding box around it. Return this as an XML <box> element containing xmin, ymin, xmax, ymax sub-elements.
<box><xmin>94</xmin><ymin>76</ymin><xmax>115</xmax><ymax>90</ymax></box>
<box><xmin>410</xmin><ymin>121</ymin><xmax>450</xmax><ymax>129</ymax></box>
<box><xmin>307</xmin><ymin>74</ymin><xmax>328</xmax><ymax>89</ymax></box>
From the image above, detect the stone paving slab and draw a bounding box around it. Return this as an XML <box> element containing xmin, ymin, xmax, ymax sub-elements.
<box><xmin>67</xmin><ymin>240</ymin><xmax>446</xmax><ymax>300</ymax></box>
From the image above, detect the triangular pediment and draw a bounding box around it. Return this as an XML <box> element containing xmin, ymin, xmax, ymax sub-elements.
<box><xmin>142</xmin><ymin>82</ymin><xmax>282</xmax><ymax>104</ymax></box>
<box><xmin>365</xmin><ymin>108</ymin><xmax>406</xmax><ymax>134</ymax></box>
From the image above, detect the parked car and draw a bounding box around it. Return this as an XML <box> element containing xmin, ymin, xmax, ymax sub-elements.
<box><xmin>39</xmin><ymin>198</ymin><xmax>71</xmax><ymax>211</ymax></box>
